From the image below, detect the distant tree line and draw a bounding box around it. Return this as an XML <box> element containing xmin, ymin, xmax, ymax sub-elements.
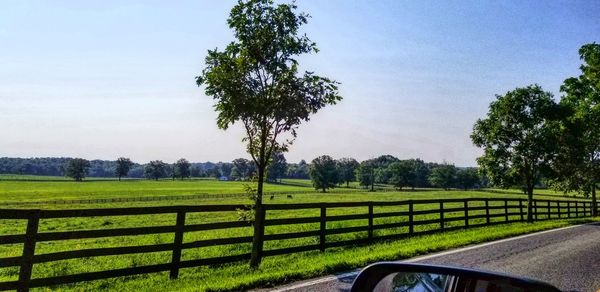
<box><xmin>0</xmin><ymin>154</ymin><xmax>308</xmax><ymax>182</ymax></box>
<box><xmin>0</xmin><ymin>154</ymin><xmax>483</xmax><ymax>189</ymax></box>
<box><xmin>308</xmin><ymin>155</ymin><xmax>486</xmax><ymax>192</ymax></box>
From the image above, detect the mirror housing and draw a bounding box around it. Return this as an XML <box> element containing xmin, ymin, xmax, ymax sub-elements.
<box><xmin>350</xmin><ymin>262</ymin><xmax>561</xmax><ymax>292</ymax></box>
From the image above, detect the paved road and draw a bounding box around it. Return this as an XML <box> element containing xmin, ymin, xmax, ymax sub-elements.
<box><xmin>263</xmin><ymin>223</ymin><xmax>600</xmax><ymax>292</ymax></box>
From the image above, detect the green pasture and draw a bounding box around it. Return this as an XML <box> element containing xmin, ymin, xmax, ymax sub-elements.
<box><xmin>0</xmin><ymin>175</ymin><xmax>587</xmax><ymax>204</ymax></box>
<box><xmin>0</xmin><ymin>176</ymin><xmax>595</xmax><ymax>291</ymax></box>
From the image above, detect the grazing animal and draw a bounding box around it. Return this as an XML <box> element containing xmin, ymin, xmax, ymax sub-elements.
<box><xmin>287</xmin><ymin>194</ymin><xmax>293</xmax><ymax>199</ymax></box>
<box><xmin>269</xmin><ymin>194</ymin><xmax>274</xmax><ymax>200</ymax></box>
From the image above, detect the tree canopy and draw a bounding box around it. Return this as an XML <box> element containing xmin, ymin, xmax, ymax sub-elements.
<box><xmin>471</xmin><ymin>84</ymin><xmax>560</xmax><ymax>222</ymax></box>
<box><xmin>309</xmin><ymin>155</ymin><xmax>339</xmax><ymax>192</ymax></box>
<box><xmin>64</xmin><ymin>158</ymin><xmax>91</xmax><ymax>181</ymax></box>
<box><xmin>550</xmin><ymin>43</ymin><xmax>600</xmax><ymax>215</ymax></box>
<box><xmin>174</xmin><ymin>158</ymin><xmax>191</xmax><ymax>180</ymax></box>
<box><xmin>115</xmin><ymin>157</ymin><xmax>134</xmax><ymax>181</ymax></box>
<box><xmin>336</xmin><ymin>157</ymin><xmax>359</xmax><ymax>187</ymax></box>
<box><xmin>266</xmin><ymin>152</ymin><xmax>287</xmax><ymax>182</ymax></box>
<box><xmin>144</xmin><ymin>160</ymin><xmax>167</xmax><ymax>181</ymax></box>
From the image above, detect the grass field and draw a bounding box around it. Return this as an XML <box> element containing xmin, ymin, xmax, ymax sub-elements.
<box><xmin>0</xmin><ymin>176</ymin><xmax>595</xmax><ymax>291</ymax></box>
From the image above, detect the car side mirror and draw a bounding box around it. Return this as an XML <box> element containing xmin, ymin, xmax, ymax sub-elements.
<box><xmin>350</xmin><ymin>262</ymin><xmax>561</xmax><ymax>292</ymax></box>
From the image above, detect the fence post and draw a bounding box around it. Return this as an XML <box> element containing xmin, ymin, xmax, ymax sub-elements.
<box><xmin>534</xmin><ymin>200</ymin><xmax>538</xmax><ymax>221</ymax></box>
<box><xmin>439</xmin><ymin>202</ymin><xmax>444</xmax><ymax>230</ymax></box>
<box><xmin>576</xmin><ymin>201</ymin><xmax>579</xmax><ymax>217</ymax></box>
<box><xmin>408</xmin><ymin>200</ymin><xmax>414</xmax><ymax>235</ymax></box>
<box><xmin>519</xmin><ymin>200</ymin><xmax>524</xmax><ymax>222</ymax></box>
<box><xmin>320</xmin><ymin>206</ymin><xmax>326</xmax><ymax>251</ymax></box>
<box><xmin>464</xmin><ymin>200</ymin><xmax>469</xmax><ymax>227</ymax></box>
<box><xmin>547</xmin><ymin>201</ymin><xmax>551</xmax><ymax>219</ymax></box>
<box><xmin>557</xmin><ymin>201</ymin><xmax>561</xmax><ymax>218</ymax></box>
<box><xmin>485</xmin><ymin>199</ymin><xmax>490</xmax><ymax>224</ymax></box>
<box><xmin>504</xmin><ymin>199</ymin><xmax>508</xmax><ymax>222</ymax></box>
<box><xmin>18</xmin><ymin>209</ymin><xmax>40</xmax><ymax>292</ymax></box>
<box><xmin>170</xmin><ymin>211</ymin><xmax>186</xmax><ymax>279</ymax></box>
<box><xmin>368</xmin><ymin>203</ymin><xmax>373</xmax><ymax>240</ymax></box>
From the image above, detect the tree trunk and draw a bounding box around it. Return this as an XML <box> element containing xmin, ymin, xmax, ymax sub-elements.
<box><xmin>526</xmin><ymin>183</ymin><xmax>534</xmax><ymax>223</ymax></box>
<box><xmin>249</xmin><ymin>164</ymin><xmax>265</xmax><ymax>268</ymax></box>
<box><xmin>592</xmin><ymin>184</ymin><xmax>597</xmax><ymax>217</ymax></box>
<box><xmin>118</xmin><ymin>176</ymin><xmax>121</xmax><ymax>182</ymax></box>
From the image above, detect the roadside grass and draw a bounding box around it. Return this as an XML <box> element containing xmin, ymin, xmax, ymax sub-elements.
<box><xmin>3</xmin><ymin>218</ymin><xmax>594</xmax><ymax>291</ymax></box>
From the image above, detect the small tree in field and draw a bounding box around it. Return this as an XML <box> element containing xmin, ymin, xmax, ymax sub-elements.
<box><xmin>356</xmin><ymin>160</ymin><xmax>375</xmax><ymax>191</ymax></box>
<box><xmin>266</xmin><ymin>152</ymin><xmax>287</xmax><ymax>182</ymax></box>
<box><xmin>388</xmin><ymin>160</ymin><xmax>416</xmax><ymax>190</ymax></box>
<box><xmin>174</xmin><ymin>158</ymin><xmax>191</xmax><ymax>180</ymax></box>
<box><xmin>144</xmin><ymin>160</ymin><xmax>167</xmax><ymax>181</ymax></box>
<box><xmin>115</xmin><ymin>157</ymin><xmax>134</xmax><ymax>181</ymax></box>
<box><xmin>65</xmin><ymin>158</ymin><xmax>90</xmax><ymax>181</ymax></box>
<box><xmin>337</xmin><ymin>158</ymin><xmax>359</xmax><ymax>187</ymax></box>
<box><xmin>196</xmin><ymin>0</ymin><xmax>341</xmax><ymax>267</ymax></box>
<box><xmin>428</xmin><ymin>164</ymin><xmax>457</xmax><ymax>190</ymax></box>
<box><xmin>309</xmin><ymin>155</ymin><xmax>338</xmax><ymax>192</ymax></box>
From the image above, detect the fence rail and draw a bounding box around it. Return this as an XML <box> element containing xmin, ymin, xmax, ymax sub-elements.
<box><xmin>0</xmin><ymin>197</ymin><xmax>596</xmax><ymax>291</ymax></box>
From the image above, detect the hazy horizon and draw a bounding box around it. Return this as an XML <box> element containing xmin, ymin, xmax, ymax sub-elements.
<box><xmin>2</xmin><ymin>1</ymin><xmax>599</xmax><ymax>167</ymax></box>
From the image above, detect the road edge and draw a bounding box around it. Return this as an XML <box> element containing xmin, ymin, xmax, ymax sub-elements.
<box><xmin>265</xmin><ymin>222</ymin><xmax>589</xmax><ymax>292</ymax></box>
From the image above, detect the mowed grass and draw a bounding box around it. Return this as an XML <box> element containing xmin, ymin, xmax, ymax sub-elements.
<box><xmin>0</xmin><ymin>174</ymin><xmax>587</xmax><ymax>204</ymax></box>
<box><xmin>0</xmin><ymin>177</ymin><xmax>595</xmax><ymax>291</ymax></box>
<box><xmin>0</xmin><ymin>178</ymin><xmax>323</xmax><ymax>203</ymax></box>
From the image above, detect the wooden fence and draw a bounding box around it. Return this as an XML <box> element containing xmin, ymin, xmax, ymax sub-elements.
<box><xmin>0</xmin><ymin>197</ymin><xmax>596</xmax><ymax>291</ymax></box>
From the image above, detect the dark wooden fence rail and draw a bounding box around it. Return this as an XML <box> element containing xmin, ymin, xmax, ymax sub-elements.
<box><xmin>0</xmin><ymin>198</ymin><xmax>596</xmax><ymax>291</ymax></box>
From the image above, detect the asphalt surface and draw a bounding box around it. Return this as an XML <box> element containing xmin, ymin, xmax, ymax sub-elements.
<box><xmin>262</xmin><ymin>223</ymin><xmax>600</xmax><ymax>292</ymax></box>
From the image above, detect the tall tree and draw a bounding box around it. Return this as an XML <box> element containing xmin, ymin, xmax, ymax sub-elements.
<box><xmin>428</xmin><ymin>164</ymin><xmax>457</xmax><ymax>190</ymax></box>
<box><xmin>471</xmin><ymin>85</ymin><xmax>560</xmax><ymax>222</ymax></box>
<box><xmin>309</xmin><ymin>155</ymin><xmax>339</xmax><ymax>192</ymax></box>
<box><xmin>114</xmin><ymin>157</ymin><xmax>134</xmax><ymax>181</ymax></box>
<box><xmin>551</xmin><ymin>43</ymin><xmax>600</xmax><ymax>215</ymax></box>
<box><xmin>144</xmin><ymin>160</ymin><xmax>167</xmax><ymax>181</ymax></box>
<box><xmin>336</xmin><ymin>157</ymin><xmax>359</xmax><ymax>187</ymax></box>
<box><xmin>266</xmin><ymin>152</ymin><xmax>287</xmax><ymax>182</ymax></box>
<box><xmin>65</xmin><ymin>158</ymin><xmax>90</xmax><ymax>181</ymax></box>
<box><xmin>195</xmin><ymin>0</ymin><xmax>341</xmax><ymax>267</ymax></box>
<box><xmin>174</xmin><ymin>158</ymin><xmax>191</xmax><ymax>180</ymax></box>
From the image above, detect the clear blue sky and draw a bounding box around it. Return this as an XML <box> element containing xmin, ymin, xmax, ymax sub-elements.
<box><xmin>1</xmin><ymin>1</ymin><xmax>599</xmax><ymax>166</ymax></box>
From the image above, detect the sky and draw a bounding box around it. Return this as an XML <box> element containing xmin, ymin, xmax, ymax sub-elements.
<box><xmin>1</xmin><ymin>1</ymin><xmax>599</xmax><ymax>166</ymax></box>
